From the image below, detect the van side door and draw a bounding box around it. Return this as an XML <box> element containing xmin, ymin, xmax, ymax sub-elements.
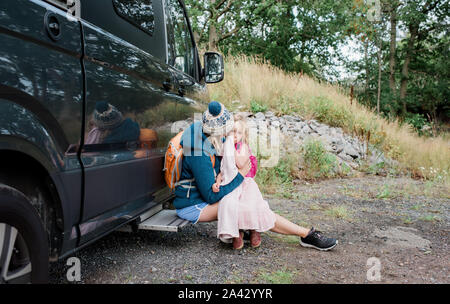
<box><xmin>78</xmin><ymin>0</ymin><xmax>194</xmax><ymax>243</ymax></box>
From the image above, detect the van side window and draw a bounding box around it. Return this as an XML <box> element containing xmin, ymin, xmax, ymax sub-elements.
<box><xmin>165</xmin><ymin>0</ymin><xmax>194</xmax><ymax>77</ymax></box>
<box><xmin>113</xmin><ymin>0</ymin><xmax>155</xmax><ymax>36</ymax></box>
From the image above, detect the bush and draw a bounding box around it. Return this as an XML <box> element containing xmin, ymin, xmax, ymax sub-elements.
<box><xmin>250</xmin><ymin>100</ymin><xmax>268</xmax><ymax>113</ymax></box>
<box><xmin>404</xmin><ymin>113</ymin><xmax>431</xmax><ymax>136</ymax></box>
<box><xmin>255</xmin><ymin>155</ymin><xmax>296</xmax><ymax>198</ymax></box>
<box><xmin>301</xmin><ymin>139</ymin><xmax>338</xmax><ymax>180</ymax></box>
<box><xmin>306</xmin><ymin>96</ymin><xmax>352</xmax><ymax>128</ymax></box>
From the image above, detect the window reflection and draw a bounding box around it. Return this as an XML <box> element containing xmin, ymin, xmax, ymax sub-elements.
<box><xmin>85</xmin><ymin>101</ymin><xmax>139</xmax><ymax>144</ymax></box>
<box><xmin>165</xmin><ymin>0</ymin><xmax>194</xmax><ymax>77</ymax></box>
<box><xmin>113</xmin><ymin>0</ymin><xmax>155</xmax><ymax>36</ymax></box>
<box><xmin>205</xmin><ymin>53</ymin><xmax>223</xmax><ymax>82</ymax></box>
<box><xmin>82</xmin><ymin>100</ymin><xmax>161</xmax><ymax>164</ymax></box>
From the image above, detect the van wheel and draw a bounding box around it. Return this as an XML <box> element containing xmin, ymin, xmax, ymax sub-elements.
<box><xmin>0</xmin><ymin>184</ymin><xmax>49</xmax><ymax>284</ymax></box>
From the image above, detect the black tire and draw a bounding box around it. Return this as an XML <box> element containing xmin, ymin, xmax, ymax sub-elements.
<box><xmin>0</xmin><ymin>184</ymin><xmax>49</xmax><ymax>284</ymax></box>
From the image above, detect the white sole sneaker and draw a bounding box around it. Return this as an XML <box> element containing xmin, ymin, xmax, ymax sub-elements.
<box><xmin>299</xmin><ymin>239</ymin><xmax>338</xmax><ymax>251</ymax></box>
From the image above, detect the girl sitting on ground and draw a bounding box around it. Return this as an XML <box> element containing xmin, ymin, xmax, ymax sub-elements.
<box><xmin>212</xmin><ymin>114</ymin><xmax>271</xmax><ymax>248</ymax></box>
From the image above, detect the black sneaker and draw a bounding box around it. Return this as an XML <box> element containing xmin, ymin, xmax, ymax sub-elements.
<box><xmin>300</xmin><ymin>227</ymin><xmax>338</xmax><ymax>251</ymax></box>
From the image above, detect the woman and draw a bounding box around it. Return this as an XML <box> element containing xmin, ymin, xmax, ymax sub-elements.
<box><xmin>173</xmin><ymin>101</ymin><xmax>338</xmax><ymax>251</ymax></box>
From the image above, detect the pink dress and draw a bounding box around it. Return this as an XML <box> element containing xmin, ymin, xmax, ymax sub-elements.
<box><xmin>217</xmin><ymin>136</ymin><xmax>276</xmax><ymax>243</ymax></box>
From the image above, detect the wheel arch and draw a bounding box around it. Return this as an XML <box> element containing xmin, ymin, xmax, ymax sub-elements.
<box><xmin>0</xmin><ymin>148</ymin><xmax>65</xmax><ymax>260</ymax></box>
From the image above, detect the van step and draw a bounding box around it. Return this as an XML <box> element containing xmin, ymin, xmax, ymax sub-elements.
<box><xmin>138</xmin><ymin>209</ymin><xmax>190</xmax><ymax>232</ymax></box>
<box><xmin>138</xmin><ymin>204</ymin><xmax>163</xmax><ymax>223</ymax></box>
<box><xmin>117</xmin><ymin>208</ymin><xmax>190</xmax><ymax>233</ymax></box>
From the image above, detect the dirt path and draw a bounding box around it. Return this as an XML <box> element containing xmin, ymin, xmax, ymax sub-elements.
<box><xmin>50</xmin><ymin>176</ymin><xmax>449</xmax><ymax>284</ymax></box>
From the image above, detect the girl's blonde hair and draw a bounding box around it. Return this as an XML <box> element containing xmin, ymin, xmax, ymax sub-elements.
<box><xmin>233</xmin><ymin>113</ymin><xmax>249</xmax><ymax>145</ymax></box>
<box><xmin>208</xmin><ymin>134</ymin><xmax>224</xmax><ymax>156</ymax></box>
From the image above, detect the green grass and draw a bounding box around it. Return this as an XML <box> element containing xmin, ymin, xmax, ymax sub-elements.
<box><xmin>250</xmin><ymin>100</ymin><xmax>268</xmax><ymax>113</ymax></box>
<box><xmin>268</xmin><ymin>233</ymin><xmax>302</xmax><ymax>245</ymax></box>
<box><xmin>420</xmin><ymin>215</ymin><xmax>440</xmax><ymax>222</ymax></box>
<box><xmin>255</xmin><ymin>154</ymin><xmax>297</xmax><ymax>197</ymax></box>
<box><xmin>309</xmin><ymin>203</ymin><xmax>323</xmax><ymax>211</ymax></box>
<box><xmin>376</xmin><ymin>184</ymin><xmax>394</xmax><ymax>199</ymax></box>
<box><xmin>403</xmin><ymin>217</ymin><xmax>414</xmax><ymax>225</ymax></box>
<box><xmin>325</xmin><ymin>205</ymin><xmax>352</xmax><ymax>221</ymax></box>
<box><xmin>301</xmin><ymin>139</ymin><xmax>339</xmax><ymax>180</ymax></box>
<box><xmin>257</xmin><ymin>268</ymin><xmax>296</xmax><ymax>284</ymax></box>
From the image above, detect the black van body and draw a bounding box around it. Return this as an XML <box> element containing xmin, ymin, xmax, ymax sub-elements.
<box><xmin>0</xmin><ymin>0</ymin><xmax>224</xmax><ymax>283</ymax></box>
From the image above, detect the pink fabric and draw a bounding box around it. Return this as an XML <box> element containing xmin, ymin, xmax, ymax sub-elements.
<box><xmin>235</xmin><ymin>142</ymin><xmax>258</xmax><ymax>178</ymax></box>
<box><xmin>217</xmin><ymin>135</ymin><xmax>276</xmax><ymax>243</ymax></box>
<box><xmin>85</xmin><ymin>127</ymin><xmax>102</xmax><ymax>144</ymax></box>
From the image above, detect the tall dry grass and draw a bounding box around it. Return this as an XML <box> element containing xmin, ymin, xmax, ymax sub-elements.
<box><xmin>208</xmin><ymin>55</ymin><xmax>450</xmax><ymax>183</ymax></box>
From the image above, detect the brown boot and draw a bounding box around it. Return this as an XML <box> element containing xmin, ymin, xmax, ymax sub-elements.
<box><xmin>250</xmin><ymin>230</ymin><xmax>261</xmax><ymax>248</ymax></box>
<box><xmin>233</xmin><ymin>231</ymin><xmax>244</xmax><ymax>250</ymax></box>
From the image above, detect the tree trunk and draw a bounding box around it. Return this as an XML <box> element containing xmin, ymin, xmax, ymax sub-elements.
<box><xmin>399</xmin><ymin>24</ymin><xmax>418</xmax><ymax>115</ymax></box>
<box><xmin>377</xmin><ymin>35</ymin><xmax>382</xmax><ymax>114</ymax></box>
<box><xmin>208</xmin><ymin>0</ymin><xmax>218</xmax><ymax>51</ymax></box>
<box><xmin>209</xmin><ymin>22</ymin><xmax>218</xmax><ymax>51</ymax></box>
<box><xmin>364</xmin><ymin>39</ymin><xmax>369</xmax><ymax>100</ymax></box>
<box><xmin>389</xmin><ymin>3</ymin><xmax>397</xmax><ymax>95</ymax></box>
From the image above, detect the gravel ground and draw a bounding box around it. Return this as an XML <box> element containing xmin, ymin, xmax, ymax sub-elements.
<box><xmin>49</xmin><ymin>176</ymin><xmax>449</xmax><ymax>284</ymax></box>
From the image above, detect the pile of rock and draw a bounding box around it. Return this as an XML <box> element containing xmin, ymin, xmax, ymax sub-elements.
<box><xmin>167</xmin><ymin>110</ymin><xmax>393</xmax><ymax>173</ymax></box>
<box><xmin>243</xmin><ymin>111</ymin><xmax>391</xmax><ymax>171</ymax></box>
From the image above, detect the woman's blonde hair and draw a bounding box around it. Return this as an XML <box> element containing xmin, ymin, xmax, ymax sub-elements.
<box><xmin>233</xmin><ymin>113</ymin><xmax>249</xmax><ymax>145</ymax></box>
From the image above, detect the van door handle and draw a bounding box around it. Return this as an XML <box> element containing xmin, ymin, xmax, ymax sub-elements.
<box><xmin>45</xmin><ymin>12</ymin><xmax>61</xmax><ymax>41</ymax></box>
<box><xmin>162</xmin><ymin>80</ymin><xmax>172</xmax><ymax>91</ymax></box>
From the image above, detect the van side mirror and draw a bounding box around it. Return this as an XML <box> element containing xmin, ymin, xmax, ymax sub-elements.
<box><xmin>204</xmin><ymin>52</ymin><xmax>224</xmax><ymax>83</ymax></box>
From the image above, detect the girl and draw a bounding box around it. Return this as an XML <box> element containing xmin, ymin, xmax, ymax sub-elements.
<box><xmin>213</xmin><ymin>114</ymin><xmax>276</xmax><ymax>249</ymax></box>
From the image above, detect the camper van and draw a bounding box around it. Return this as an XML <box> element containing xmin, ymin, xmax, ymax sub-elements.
<box><xmin>0</xmin><ymin>0</ymin><xmax>224</xmax><ymax>283</ymax></box>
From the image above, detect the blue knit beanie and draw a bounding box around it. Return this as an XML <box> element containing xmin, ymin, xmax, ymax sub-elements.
<box><xmin>202</xmin><ymin>101</ymin><xmax>234</xmax><ymax>136</ymax></box>
<box><xmin>94</xmin><ymin>101</ymin><xmax>123</xmax><ymax>130</ymax></box>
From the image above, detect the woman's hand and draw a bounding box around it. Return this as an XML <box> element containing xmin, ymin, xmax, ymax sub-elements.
<box><xmin>238</xmin><ymin>159</ymin><xmax>251</xmax><ymax>177</ymax></box>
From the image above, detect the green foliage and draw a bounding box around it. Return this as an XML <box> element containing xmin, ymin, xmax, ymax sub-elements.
<box><xmin>301</xmin><ymin>139</ymin><xmax>338</xmax><ymax>179</ymax></box>
<box><xmin>404</xmin><ymin>113</ymin><xmax>430</xmax><ymax>135</ymax></box>
<box><xmin>348</xmin><ymin>0</ymin><xmax>449</xmax><ymax>124</ymax></box>
<box><xmin>185</xmin><ymin>0</ymin><xmax>449</xmax><ymax>127</ymax></box>
<box><xmin>185</xmin><ymin>0</ymin><xmax>354</xmax><ymax>75</ymax></box>
<box><xmin>306</xmin><ymin>96</ymin><xmax>352</xmax><ymax>128</ymax></box>
<box><xmin>250</xmin><ymin>100</ymin><xmax>268</xmax><ymax>113</ymax></box>
<box><xmin>255</xmin><ymin>156</ymin><xmax>295</xmax><ymax>197</ymax></box>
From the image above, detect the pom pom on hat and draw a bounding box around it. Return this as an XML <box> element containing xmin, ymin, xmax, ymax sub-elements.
<box><xmin>93</xmin><ymin>101</ymin><xmax>123</xmax><ymax>130</ymax></box>
<box><xmin>95</xmin><ymin>100</ymin><xmax>109</xmax><ymax>113</ymax></box>
<box><xmin>208</xmin><ymin>101</ymin><xmax>222</xmax><ymax>117</ymax></box>
<box><xmin>202</xmin><ymin>101</ymin><xmax>233</xmax><ymax>136</ymax></box>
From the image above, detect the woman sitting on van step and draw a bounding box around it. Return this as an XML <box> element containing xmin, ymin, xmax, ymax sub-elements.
<box><xmin>173</xmin><ymin>101</ymin><xmax>338</xmax><ymax>251</ymax></box>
